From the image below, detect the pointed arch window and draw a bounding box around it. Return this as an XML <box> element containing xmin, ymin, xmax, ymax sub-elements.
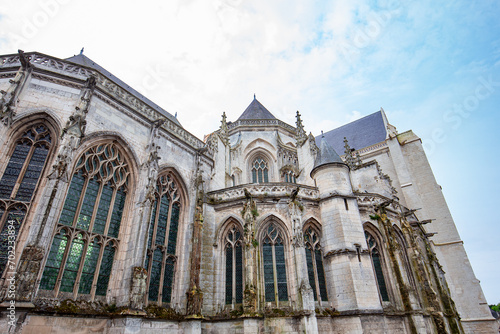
<box><xmin>252</xmin><ymin>158</ymin><xmax>269</xmax><ymax>183</ymax></box>
<box><xmin>40</xmin><ymin>142</ymin><xmax>129</xmax><ymax>299</ymax></box>
<box><xmin>283</xmin><ymin>170</ymin><xmax>296</xmax><ymax>183</ymax></box>
<box><xmin>224</xmin><ymin>223</ymin><xmax>243</xmax><ymax>305</ymax></box>
<box><xmin>304</xmin><ymin>225</ymin><xmax>328</xmax><ymax>302</ymax></box>
<box><xmin>262</xmin><ymin>222</ymin><xmax>288</xmax><ymax>303</ymax></box>
<box><xmin>365</xmin><ymin>231</ymin><xmax>389</xmax><ymax>301</ymax></box>
<box><xmin>0</xmin><ymin>124</ymin><xmax>53</xmax><ymax>277</ymax></box>
<box><xmin>145</xmin><ymin>173</ymin><xmax>181</xmax><ymax>304</ymax></box>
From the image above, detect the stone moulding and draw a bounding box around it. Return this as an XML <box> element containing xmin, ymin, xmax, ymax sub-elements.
<box><xmin>207</xmin><ymin>184</ymin><xmax>319</xmax><ymax>202</ymax></box>
<box><xmin>228</xmin><ymin>119</ymin><xmax>296</xmax><ymax>135</ymax></box>
<box><xmin>0</xmin><ymin>52</ymin><xmax>206</xmax><ymax>152</ymax></box>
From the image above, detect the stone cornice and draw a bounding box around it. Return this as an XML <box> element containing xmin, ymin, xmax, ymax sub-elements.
<box><xmin>207</xmin><ymin>183</ymin><xmax>319</xmax><ymax>203</ymax></box>
<box><xmin>0</xmin><ymin>52</ymin><xmax>206</xmax><ymax>152</ymax></box>
<box><xmin>228</xmin><ymin>119</ymin><xmax>296</xmax><ymax>137</ymax></box>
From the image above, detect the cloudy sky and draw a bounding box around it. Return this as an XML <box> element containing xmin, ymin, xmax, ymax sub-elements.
<box><xmin>1</xmin><ymin>0</ymin><xmax>499</xmax><ymax>304</ymax></box>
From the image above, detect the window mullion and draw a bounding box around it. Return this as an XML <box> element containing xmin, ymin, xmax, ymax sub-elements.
<box><xmin>10</xmin><ymin>142</ymin><xmax>36</xmax><ymax>199</ymax></box>
<box><xmin>87</xmin><ymin>182</ymin><xmax>105</xmax><ymax>233</ymax></box>
<box><xmin>145</xmin><ymin>249</ymin><xmax>154</xmax><ymax>304</ymax></box>
<box><xmin>232</xmin><ymin>244</ymin><xmax>236</xmax><ymax>306</ymax></box>
<box><xmin>158</xmin><ymin>249</ymin><xmax>166</xmax><ymax>303</ymax></box>
<box><xmin>311</xmin><ymin>249</ymin><xmax>321</xmax><ymax>303</ymax></box>
<box><xmin>89</xmin><ymin>240</ymin><xmax>106</xmax><ymax>300</ymax></box>
<box><xmin>53</xmin><ymin>232</ymin><xmax>73</xmax><ymax>297</ymax></box>
<box><xmin>164</xmin><ymin>200</ymin><xmax>173</xmax><ymax>252</ymax></box>
<box><xmin>72</xmin><ymin>177</ymin><xmax>90</xmax><ymax>228</ymax></box>
<box><xmin>72</xmin><ymin>237</ymin><xmax>90</xmax><ymax>299</ymax></box>
<box><xmin>150</xmin><ymin>197</ymin><xmax>161</xmax><ymax>247</ymax></box>
<box><xmin>272</xmin><ymin>243</ymin><xmax>278</xmax><ymax>305</ymax></box>
<box><xmin>103</xmin><ymin>187</ymin><xmax>117</xmax><ymax>236</ymax></box>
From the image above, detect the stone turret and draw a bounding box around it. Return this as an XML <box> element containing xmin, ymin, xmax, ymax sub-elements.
<box><xmin>310</xmin><ymin>135</ymin><xmax>381</xmax><ymax>312</ymax></box>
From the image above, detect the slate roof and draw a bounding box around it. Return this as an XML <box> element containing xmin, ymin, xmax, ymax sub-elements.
<box><xmin>66</xmin><ymin>53</ymin><xmax>181</xmax><ymax>126</ymax></box>
<box><xmin>313</xmin><ymin>135</ymin><xmax>344</xmax><ymax>171</ymax></box>
<box><xmin>237</xmin><ymin>96</ymin><xmax>276</xmax><ymax>120</ymax></box>
<box><xmin>316</xmin><ymin>111</ymin><xmax>387</xmax><ymax>154</ymax></box>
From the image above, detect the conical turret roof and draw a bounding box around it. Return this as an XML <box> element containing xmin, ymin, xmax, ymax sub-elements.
<box><xmin>312</xmin><ymin>134</ymin><xmax>344</xmax><ymax>170</ymax></box>
<box><xmin>237</xmin><ymin>96</ymin><xmax>276</xmax><ymax>120</ymax></box>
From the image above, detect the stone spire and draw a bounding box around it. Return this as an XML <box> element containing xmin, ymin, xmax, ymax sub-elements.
<box><xmin>295</xmin><ymin>110</ymin><xmax>307</xmax><ymax>147</ymax></box>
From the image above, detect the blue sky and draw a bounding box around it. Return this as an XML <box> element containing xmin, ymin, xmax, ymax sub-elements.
<box><xmin>0</xmin><ymin>0</ymin><xmax>499</xmax><ymax>303</ymax></box>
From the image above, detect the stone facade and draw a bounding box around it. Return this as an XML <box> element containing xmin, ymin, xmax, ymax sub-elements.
<box><xmin>0</xmin><ymin>50</ymin><xmax>496</xmax><ymax>333</ymax></box>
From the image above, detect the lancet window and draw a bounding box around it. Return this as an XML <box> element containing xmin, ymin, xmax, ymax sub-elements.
<box><xmin>40</xmin><ymin>142</ymin><xmax>129</xmax><ymax>298</ymax></box>
<box><xmin>224</xmin><ymin>223</ymin><xmax>243</xmax><ymax>306</ymax></box>
<box><xmin>262</xmin><ymin>222</ymin><xmax>288</xmax><ymax>303</ymax></box>
<box><xmin>283</xmin><ymin>170</ymin><xmax>296</xmax><ymax>183</ymax></box>
<box><xmin>0</xmin><ymin>123</ymin><xmax>53</xmax><ymax>277</ymax></box>
<box><xmin>365</xmin><ymin>231</ymin><xmax>390</xmax><ymax>301</ymax></box>
<box><xmin>304</xmin><ymin>225</ymin><xmax>328</xmax><ymax>302</ymax></box>
<box><xmin>145</xmin><ymin>172</ymin><xmax>181</xmax><ymax>304</ymax></box>
<box><xmin>252</xmin><ymin>158</ymin><xmax>269</xmax><ymax>183</ymax></box>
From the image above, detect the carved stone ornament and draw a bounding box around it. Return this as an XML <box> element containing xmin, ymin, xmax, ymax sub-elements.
<box><xmin>308</xmin><ymin>132</ymin><xmax>319</xmax><ymax>158</ymax></box>
<box><xmin>143</xmin><ymin>118</ymin><xmax>165</xmax><ymax>202</ymax></box>
<box><xmin>299</xmin><ymin>279</ymin><xmax>315</xmax><ymax>312</ymax></box>
<box><xmin>0</xmin><ymin>50</ymin><xmax>33</xmax><ymax>127</ymax></box>
<box><xmin>13</xmin><ymin>246</ymin><xmax>45</xmax><ymax>302</ymax></box>
<box><xmin>219</xmin><ymin>111</ymin><xmax>229</xmax><ymax>145</ymax></box>
<box><xmin>295</xmin><ymin>110</ymin><xmax>307</xmax><ymax>147</ymax></box>
<box><xmin>288</xmin><ymin>189</ymin><xmax>304</xmax><ymax>248</ymax></box>
<box><xmin>61</xmin><ymin>75</ymin><xmax>96</xmax><ymax>138</ymax></box>
<box><xmin>49</xmin><ymin>134</ymin><xmax>79</xmax><ymax>181</ymax></box>
<box><xmin>129</xmin><ymin>267</ymin><xmax>148</xmax><ymax>310</ymax></box>
<box><xmin>241</xmin><ymin>188</ymin><xmax>257</xmax><ymax>245</ymax></box>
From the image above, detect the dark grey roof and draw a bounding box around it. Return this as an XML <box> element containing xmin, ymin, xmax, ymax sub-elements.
<box><xmin>313</xmin><ymin>135</ymin><xmax>344</xmax><ymax>170</ymax></box>
<box><xmin>316</xmin><ymin>111</ymin><xmax>387</xmax><ymax>154</ymax></box>
<box><xmin>237</xmin><ymin>97</ymin><xmax>276</xmax><ymax>120</ymax></box>
<box><xmin>66</xmin><ymin>54</ymin><xmax>181</xmax><ymax>126</ymax></box>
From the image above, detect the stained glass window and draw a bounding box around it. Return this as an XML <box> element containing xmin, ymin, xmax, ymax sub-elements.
<box><xmin>224</xmin><ymin>223</ymin><xmax>243</xmax><ymax>305</ymax></box>
<box><xmin>145</xmin><ymin>172</ymin><xmax>182</xmax><ymax>304</ymax></box>
<box><xmin>365</xmin><ymin>231</ymin><xmax>389</xmax><ymax>301</ymax></box>
<box><xmin>40</xmin><ymin>142</ymin><xmax>129</xmax><ymax>299</ymax></box>
<box><xmin>262</xmin><ymin>222</ymin><xmax>288</xmax><ymax>303</ymax></box>
<box><xmin>304</xmin><ymin>225</ymin><xmax>328</xmax><ymax>302</ymax></box>
<box><xmin>251</xmin><ymin>158</ymin><xmax>269</xmax><ymax>183</ymax></box>
<box><xmin>0</xmin><ymin>123</ymin><xmax>52</xmax><ymax>277</ymax></box>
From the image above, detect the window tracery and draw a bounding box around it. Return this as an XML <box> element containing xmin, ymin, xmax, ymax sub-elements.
<box><xmin>224</xmin><ymin>223</ymin><xmax>243</xmax><ymax>306</ymax></box>
<box><xmin>365</xmin><ymin>231</ymin><xmax>390</xmax><ymax>301</ymax></box>
<box><xmin>262</xmin><ymin>222</ymin><xmax>288</xmax><ymax>303</ymax></box>
<box><xmin>304</xmin><ymin>225</ymin><xmax>328</xmax><ymax>302</ymax></box>
<box><xmin>144</xmin><ymin>172</ymin><xmax>181</xmax><ymax>304</ymax></box>
<box><xmin>251</xmin><ymin>158</ymin><xmax>269</xmax><ymax>183</ymax></box>
<box><xmin>40</xmin><ymin>142</ymin><xmax>129</xmax><ymax>299</ymax></box>
<box><xmin>0</xmin><ymin>123</ymin><xmax>53</xmax><ymax>277</ymax></box>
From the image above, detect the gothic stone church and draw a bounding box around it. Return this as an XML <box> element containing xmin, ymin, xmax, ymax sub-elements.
<box><xmin>0</xmin><ymin>50</ymin><xmax>496</xmax><ymax>334</ymax></box>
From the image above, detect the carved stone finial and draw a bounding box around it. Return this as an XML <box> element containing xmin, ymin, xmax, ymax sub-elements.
<box><xmin>219</xmin><ymin>111</ymin><xmax>229</xmax><ymax>145</ymax></box>
<box><xmin>295</xmin><ymin>110</ymin><xmax>307</xmax><ymax>146</ymax></box>
<box><xmin>343</xmin><ymin>137</ymin><xmax>355</xmax><ymax>169</ymax></box>
<box><xmin>0</xmin><ymin>50</ymin><xmax>33</xmax><ymax>127</ymax></box>
<box><xmin>308</xmin><ymin>132</ymin><xmax>319</xmax><ymax>158</ymax></box>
